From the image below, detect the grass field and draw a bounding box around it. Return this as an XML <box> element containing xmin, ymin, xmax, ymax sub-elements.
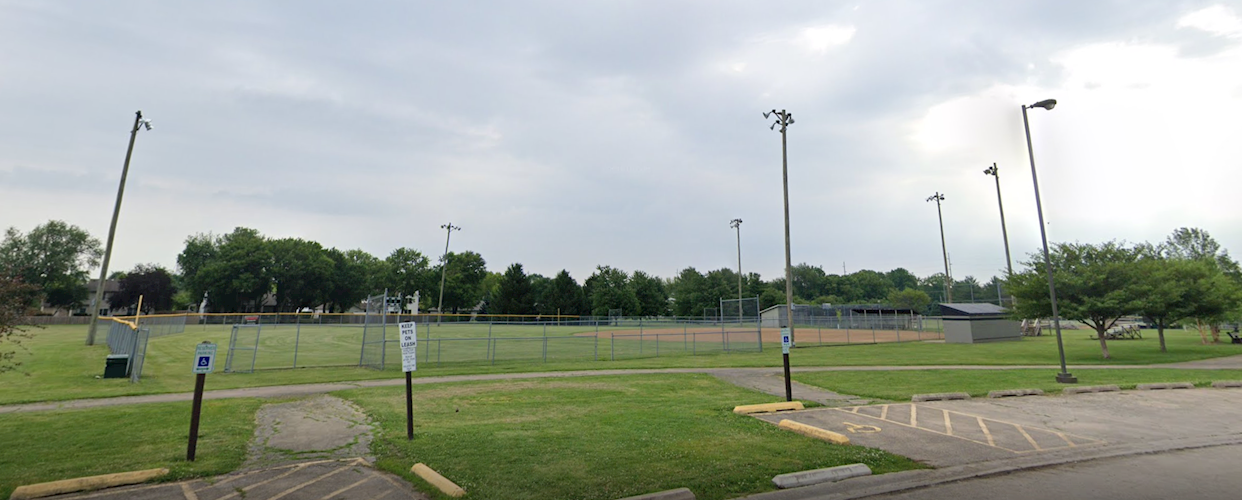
<box><xmin>794</xmin><ymin>368</ymin><xmax>1242</xmax><ymax>401</ymax></box>
<box><xmin>3</xmin><ymin>324</ymin><xmax>1240</xmax><ymax>405</ymax></box>
<box><xmin>0</xmin><ymin>398</ymin><xmax>263</xmax><ymax>499</ymax></box>
<box><xmin>339</xmin><ymin>374</ymin><xmax>924</xmax><ymax>500</ymax></box>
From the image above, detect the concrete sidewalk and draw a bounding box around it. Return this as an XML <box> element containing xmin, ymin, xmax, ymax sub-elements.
<box><xmin>5</xmin><ymin>357</ymin><xmax>1241</xmax><ymax>414</ymax></box>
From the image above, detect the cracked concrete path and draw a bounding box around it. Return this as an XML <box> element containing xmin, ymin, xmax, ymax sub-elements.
<box><xmin>244</xmin><ymin>395</ymin><xmax>375</xmax><ymax>469</ymax></box>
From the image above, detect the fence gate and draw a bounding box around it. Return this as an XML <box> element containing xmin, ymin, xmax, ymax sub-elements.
<box><xmin>359</xmin><ymin>292</ymin><xmax>388</xmax><ymax>370</ymax></box>
<box><xmin>225</xmin><ymin>324</ymin><xmax>262</xmax><ymax>373</ymax></box>
<box><xmin>104</xmin><ymin>320</ymin><xmax>151</xmax><ymax>383</ymax></box>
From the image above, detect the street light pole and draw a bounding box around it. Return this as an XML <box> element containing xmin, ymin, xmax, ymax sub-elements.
<box><xmin>436</xmin><ymin>223</ymin><xmax>460</xmax><ymax>326</ymax></box>
<box><xmin>1022</xmin><ymin>99</ymin><xmax>1076</xmax><ymax>384</ymax></box>
<box><xmin>730</xmin><ymin>218</ymin><xmax>743</xmax><ymax>321</ymax></box>
<box><xmin>86</xmin><ymin>111</ymin><xmax>152</xmax><ymax>346</ymax></box>
<box><xmin>926</xmin><ymin>192</ymin><xmax>952</xmax><ymax>303</ymax></box>
<box><xmin>984</xmin><ymin>163</ymin><xmax>1016</xmax><ymax>306</ymax></box>
<box><xmin>764</xmin><ymin>109</ymin><xmax>795</xmax><ymax>402</ymax></box>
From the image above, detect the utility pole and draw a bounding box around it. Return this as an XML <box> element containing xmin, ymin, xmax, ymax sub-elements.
<box><xmin>730</xmin><ymin>218</ymin><xmax>743</xmax><ymax>320</ymax></box>
<box><xmin>87</xmin><ymin>111</ymin><xmax>152</xmax><ymax>346</ymax></box>
<box><xmin>764</xmin><ymin>109</ymin><xmax>796</xmax><ymax>402</ymax></box>
<box><xmin>436</xmin><ymin>223</ymin><xmax>460</xmax><ymax>326</ymax></box>
<box><xmin>926</xmin><ymin>192</ymin><xmax>952</xmax><ymax>303</ymax></box>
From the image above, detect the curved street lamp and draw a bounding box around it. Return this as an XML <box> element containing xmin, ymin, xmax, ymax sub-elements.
<box><xmin>1021</xmin><ymin>98</ymin><xmax>1076</xmax><ymax>384</ymax></box>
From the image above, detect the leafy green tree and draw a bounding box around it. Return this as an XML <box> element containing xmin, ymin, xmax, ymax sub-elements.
<box><xmin>177</xmin><ymin>232</ymin><xmax>220</xmax><ymax>302</ymax></box>
<box><xmin>951</xmin><ymin>276</ymin><xmax>984</xmax><ymax>303</ymax></box>
<box><xmin>629</xmin><ymin>270</ymin><xmax>668</xmax><ymax>317</ymax></box>
<box><xmin>194</xmin><ymin>228</ymin><xmax>273</xmax><ymax>312</ymax></box>
<box><xmin>1009</xmin><ymin>241</ymin><xmax>1142</xmax><ymax>359</ymax></box>
<box><xmin>1</xmin><ymin>273</ymin><xmax>39</xmax><ymax>375</ymax></box>
<box><xmin>585</xmin><ymin>265</ymin><xmax>638</xmax><ymax>317</ymax></box>
<box><xmin>323</xmin><ymin>249</ymin><xmax>374</xmax><ymax>313</ymax></box>
<box><xmin>529</xmin><ymin>274</ymin><xmax>553</xmax><ymax>315</ymax></box>
<box><xmin>886</xmin><ymin>268</ymin><xmax>920</xmax><ymax>292</ymax></box>
<box><xmin>886</xmin><ymin>288</ymin><xmax>931</xmax><ymax>313</ymax></box>
<box><xmin>384</xmin><ymin>248</ymin><xmax>434</xmax><ymax>308</ymax></box>
<box><xmin>495</xmin><ymin>263</ymin><xmax>535</xmax><ymax>315</ymax></box>
<box><xmin>1135</xmin><ymin>257</ymin><xmax>1220</xmax><ymax>351</ymax></box>
<box><xmin>851</xmin><ymin>270</ymin><xmax>894</xmax><ymax>302</ymax></box>
<box><xmin>670</xmin><ymin>267</ymin><xmax>709</xmax><ymax>316</ymax></box>
<box><xmin>790</xmin><ymin>264</ymin><xmax>827</xmax><ymax>301</ymax></box>
<box><xmin>0</xmin><ymin>221</ymin><xmax>102</xmax><ymax>313</ymax></box>
<box><xmin>435</xmin><ymin>251</ymin><xmax>488</xmax><ymax>314</ymax></box>
<box><xmin>268</xmin><ymin>238</ymin><xmax>334</xmax><ymax>311</ymax></box>
<box><xmin>111</xmin><ymin>264</ymin><xmax>176</xmax><ymax>313</ymax></box>
<box><xmin>1162</xmin><ymin>227</ymin><xmax>1242</xmax><ymax>280</ymax></box>
<box><xmin>544</xmin><ymin>270</ymin><xmax>587</xmax><ymax>317</ymax></box>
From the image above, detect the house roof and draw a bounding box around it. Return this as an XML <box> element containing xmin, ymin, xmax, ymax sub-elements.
<box><xmin>939</xmin><ymin>303</ymin><xmax>1007</xmax><ymax>317</ymax></box>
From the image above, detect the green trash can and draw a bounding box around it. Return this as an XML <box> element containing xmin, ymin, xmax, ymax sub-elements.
<box><xmin>104</xmin><ymin>354</ymin><xmax>129</xmax><ymax>378</ymax></box>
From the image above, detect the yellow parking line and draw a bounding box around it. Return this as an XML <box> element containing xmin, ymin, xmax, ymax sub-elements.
<box><xmin>977</xmin><ymin>417</ymin><xmax>996</xmax><ymax>447</ymax></box>
<box><xmin>851</xmin><ymin>406</ymin><xmax>861</xmax><ymax>414</ymax></box>
<box><xmin>910</xmin><ymin>404</ymin><xmax>918</xmax><ymax>428</ymax></box>
<box><xmin>880</xmin><ymin>405</ymin><xmax>889</xmax><ymax>420</ymax></box>
<box><xmin>1016</xmin><ymin>425</ymin><xmax>1042</xmax><ymax>451</ymax></box>
<box><xmin>1053</xmin><ymin>431</ymin><xmax>1078</xmax><ymax>448</ymax></box>
<box><xmin>943</xmin><ymin>409</ymin><xmax>953</xmax><ymax>436</ymax></box>
<box><xmin>215</xmin><ymin>465</ymin><xmax>308</xmax><ymax>500</ymax></box>
<box><xmin>181</xmin><ymin>483</ymin><xmax>199</xmax><ymax>500</ymax></box>
<box><xmin>319</xmin><ymin>476</ymin><xmax>373</xmax><ymax>500</ymax></box>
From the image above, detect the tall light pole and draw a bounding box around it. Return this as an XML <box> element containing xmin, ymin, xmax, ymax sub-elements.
<box><xmin>730</xmin><ymin>218</ymin><xmax>743</xmax><ymax>321</ymax></box>
<box><xmin>86</xmin><ymin>111</ymin><xmax>153</xmax><ymax>346</ymax></box>
<box><xmin>436</xmin><ymin>223</ymin><xmax>460</xmax><ymax>326</ymax></box>
<box><xmin>1022</xmin><ymin>98</ymin><xmax>1076</xmax><ymax>384</ymax></box>
<box><xmin>764</xmin><ymin>109</ymin><xmax>795</xmax><ymax>402</ymax></box>
<box><xmin>983</xmin><ymin>163</ymin><xmax>1015</xmax><ymax>306</ymax></box>
<box><xmin>926</xmin><ymin>192</ymin><xmax>952</xmax><ymax>303</ymax></box>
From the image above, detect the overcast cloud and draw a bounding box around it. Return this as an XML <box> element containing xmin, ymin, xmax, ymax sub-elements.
<box><xmin>2</xmin><ymin>0</ymin><xmax>1240</xmax><ymax>286</ymax></box>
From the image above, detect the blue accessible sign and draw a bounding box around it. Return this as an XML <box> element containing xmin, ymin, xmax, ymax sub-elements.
<box><xmin>193</xmin><ymin>343</ymin><xmax>217</xmax><ymax>374</ymax></box>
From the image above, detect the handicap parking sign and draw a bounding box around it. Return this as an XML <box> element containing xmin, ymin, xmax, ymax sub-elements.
<box><xmin>197</xmin><ymin>356</ymin><xmax>210</xmax><ymax>367</ymax></box>
<box><xmin>193</xmin><ymin>343</ymin><xmax>217</xmax><ymax>374</ymax></box>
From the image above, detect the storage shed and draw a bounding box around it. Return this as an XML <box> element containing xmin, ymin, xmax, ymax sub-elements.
<box><xmin>941</xmin><ymin>303</ymin><xmax>1020</xmax><ymax>344</ymax></box>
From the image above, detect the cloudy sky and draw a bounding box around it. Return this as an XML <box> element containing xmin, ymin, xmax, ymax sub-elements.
<box><xmin>2</xmin><ymin>1</ymin><xmax>1240</xmax><ymax>286</ymax></box>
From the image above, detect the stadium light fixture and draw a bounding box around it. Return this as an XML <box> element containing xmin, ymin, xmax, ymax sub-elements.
<box><xmin>764</xmin><ymin>109</ymin><xmax>795</xmax><ymax>402</ymax></box>
<box><xmin>86</xmin><ymin>110</ymin><xmax>153</xmax><ymax>346</ymax></box>
<box><xmin>983</xmin><ymin>164</ymin><xmax>1015</xmax><ymax>284</ymax></box>
<box><xmin>925</xmin><ymin>192</ymin><xmax>952</xmax><ymax>303</ymax></box>
<box><xmin>435</xmin><ymin>223</ymin><xmax>461</xmax><ymax>326</ymax></box>
<box><xmin>730</xmin><ymin>218</ymin><xmax>743</xmax><ymax>320</ymax></box>
<box><xmin>1022</xmin><ymin>98</ymin><xmax>1076</xmax><ymax>384</ymax></box>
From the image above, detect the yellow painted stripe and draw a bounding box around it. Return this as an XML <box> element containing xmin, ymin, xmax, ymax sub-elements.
<box><xmin>977</xmin><ymin>417</ymin><xmax>996</xmax><ymax>447</ymax></box>
<box><xmin>1016</xmin><ymin>425</ymin><xmax>1042</xmax><ymax>451</ymax></box>
<box><xmin>943</xmin><ymin>409</ymin><xmax>953</xmax><ymax>436</ymax></box>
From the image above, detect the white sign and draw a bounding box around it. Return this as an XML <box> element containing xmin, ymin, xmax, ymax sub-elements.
<box><xmin>399</xmin><ymin>321</ymin><xmax>418</xmax><ymax>372</ymax></box>
<box><xmin>193</xmin><ymin>343</ymin><xmax>217</xmax><ymax>374</ymax></box>
<box><xmin>781</xmin><ymin>328</ymin><xmax>791</xmax><ymax>354</ymax></box>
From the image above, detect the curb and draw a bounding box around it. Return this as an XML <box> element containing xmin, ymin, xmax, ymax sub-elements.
<box><xmin>1136</xmin><ymin>382</ymin><xmax>1194</xmax><ymax>390</ymax></box>
<box><xmin>772</xmin><ymin>463</ymin><xmax>871</xmax><ymax>489</ymax></box>
<box><xmin>9</xmin><ymin>468</ymin><xmax>169</xmax><ymax>500</ymax></box>
<box><xmin>1062</xmin><ymin>385</ymin><xmax>1120</xmax><ymax>395</ymax></box>
<box><xmin>616</xmin><ymin>487</ymin><xmax>696</xmax><ymax>500</ymax></box>
<box><xmin>1213</xmin><ymin>380</ymin><xmax>1242</xmax><ymax>388</ymax></box>
<box><xmin>987</xmin><ymin>388</ymin><xmax>1044</xmax><ymax>398</ymax></box>
<box><xmin>411</xmin><ymin>463</ymin><xmax>466</xmax><ymax>498</ymax></box>
<box><xmin>734</xmin><ymin>401</ymin><xmax>804</xmax><ymax>415</ymax></box>
<box><xmin>911</xmin><ymin>392</ymin><xmax>970</xmax><ymax>402</ymax></box>
<box><xmin>777</xmin><ymin>419</ymin><xmax>850</xmax><ymax>445</ymax></box>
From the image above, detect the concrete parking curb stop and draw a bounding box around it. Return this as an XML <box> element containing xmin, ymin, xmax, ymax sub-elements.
<box><xmin>410</xmin><ymin>463</ymin><xmax>466</xmax><ymax>498</ymax></box>
<box><xmin>911</xmin><ymin>393</ymin><xmax>970</xmax><ymax>402</ymax></box>
<box><xmin>1136</xmin><ymin>382</ymin><xmax>1194</xmax><ymax>390</ymax></box>
<box><xmin>772</xmin><ymin>464</ymin><xmax>871</xmax><ymax>489</ymax></box>
<box><xmin>987</xmin><ymin>388</ymin><xmax>1044</xmax><ymax>398</ymax></box>
<box><xmin>1212</xmin><ymin>380</ymin><xmax>1242</xmax><ymax>388</ymax></box>
<box><xmin>777</xmin><ymin>419</ymin><xmax>850</xmax><ymax>445</ymax></box>
<box><xmin>616</xmin><ymin>487</ymin><xmax>696</xmax><ymax>500</ymax></box>
<box><xmin>733</xmin><ymin>401</ymin><xmax>804</xmax><ymax>415</ymax></box>
<box><xmin>1062</xmin><ymin>385</ymin><xmax>1120</xmax><ymax>395</ymax></box>
<box><xmin>8</xmin><ymin>468</ymin><xmax>169</xmax><ymax>500</ymax></box>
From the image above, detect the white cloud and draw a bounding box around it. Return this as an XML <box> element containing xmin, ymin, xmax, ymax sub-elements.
<box><xmin>799</xmin><ymin>25</ymin><xmax>857</xmax><ymax>54</ymax></box>
<box><xmin>1178</xmin><ymin>5</ymin><xmax>1242</xmax><ymax>38</ymax></box>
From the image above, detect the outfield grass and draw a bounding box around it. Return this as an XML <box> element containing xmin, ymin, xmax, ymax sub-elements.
<box><xmin>794</xmin><ymin>368</ymin><xmax>1242</xmax><ymax>401</ymax></box>
<box><xmin>337</xmin><ymin>374</ymin><xmax>924</xmax><ymax>500</ymax></box>
<box><xmin>3</xmin><ymin>325</ymin><xmax>1240</xmax><ymax>405</ymax></box>
<box><xmin>0</xmin><ymin>398</ymin><xmax>263</xmax><ymax>499</ymax></box>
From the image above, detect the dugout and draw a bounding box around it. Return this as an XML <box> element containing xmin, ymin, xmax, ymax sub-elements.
<box><xmin>941</xmin><ymin>303</ymin><xmax>1020</xmax><ymax>344</ymax></box>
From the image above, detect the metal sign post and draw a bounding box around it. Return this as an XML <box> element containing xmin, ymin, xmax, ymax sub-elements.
<box><xmin>188</xmin><ymin>341</ymin><xmax>216</xmax><ymax>461</ymax></box>
<box><xmin>399</xmin><ymin>321</ymin><xmax>418</xmax><ymax>440</ymax></box>
<box><xmin>781</xmin><ymin>329</ymin><xmax>793</xmax><ymax>401</ymax></box>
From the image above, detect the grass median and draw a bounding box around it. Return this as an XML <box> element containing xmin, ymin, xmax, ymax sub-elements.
<box><xmin>794</xmin><ymin>368</ymin><xmax>1242</xmax><ymax>401</ymax></box>
<box><xmin>337</xmin><ymin>373</ymin><xmax>923</xmax><ymax>500</ymax></box>
<box><xmin>4</xmin><ymin>325</ymin><xmax>1240</xmax><ymax>405</ymax></box>
<box><xmin>0</xmin><ymin>398</ymin><xmax>262</xmax><ymax>499</ymax></box>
